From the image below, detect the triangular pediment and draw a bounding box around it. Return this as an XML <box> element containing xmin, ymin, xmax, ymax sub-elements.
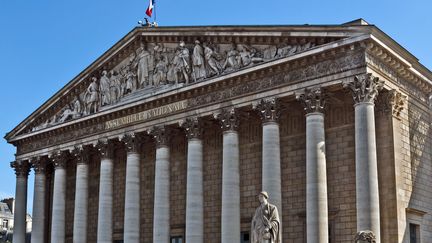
<box><xmin>6</xmin><ymin>24</ymin><xmax>373</xmax><ymax>142</ymax></box>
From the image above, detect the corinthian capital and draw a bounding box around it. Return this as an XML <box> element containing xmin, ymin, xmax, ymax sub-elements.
<box><xmin>214</xmin><ymin>107</ymin><xmax>239</xmax><ymax>132</ymax></box>
<box><xmin>30</xmin><ymin>156</ymin><xmax>47</xmax><ymax>174</ymax></box>
<box><xmin>253</xmin><ymin>97</ymin><xmax>280</xmax><ymax>123</ymax></box>
<box><xmin>71</xmin><ymin>145</ymin><xmax>92</xmax><ymax>165</ymax></box>
<box><xmin>354</xmin><ymin>230</ymin><xmax>376</xmax><ymax>243</ymax></box>
<box><xmin>121</xmin><ymin>132</ymin><xmax>143</xmax><ymax>153</ymax></box>
<box><xmin>180</xmin><ymin>117</ymin><xmax>202</xmax><ymax>140</ymax></box>
<box><xmin>96</xmin><ymin>138</ymin><xmax>116</xmax><ymax>158</ymax></box>
<box><xmin>49</xmin><ymin>151</ymin><xmax>69</xmax><ymax>169</ymax></box>
<box><xmin>149</xmin><ymin>126</ymin><xmax>170</xmax><ymax>147</ymax></box>
<box><xmin>376</xmin><ymin>89</ymin><xmax>407</xmax><ymax>119</ymax></box>
<box><xmin>296</xmin><ymin>87</ymin><xmax>326</xmax><ymax>114</ymax></box>
<box><xmin>344</xmin><ymin>73</ymin><xmax>384</xmax><ymax>104</ymax></box>
<box><xmin>10</xmin><ymin>160</ymin><xmax>30</xmax><ymax>177</ymax></box>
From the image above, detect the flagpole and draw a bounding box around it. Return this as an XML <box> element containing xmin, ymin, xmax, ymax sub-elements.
<box><xmin>154</xmin><ymin>1</ymin><xmax>157</xmax><ymax>23</ymax></box>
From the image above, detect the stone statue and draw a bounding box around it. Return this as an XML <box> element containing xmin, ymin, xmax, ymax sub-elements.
<box><xmin>136</xmin><ymin>44</ymin><xmax>152</xmax><ymax>88</ymax></box>
<box><xmin>238</xmin><ymin>44</ymin><xmax>263</xmax><ymax>67</ymax></box>
<box><xmin>174</xmin><ymin>41</ymin><xmax>191</xmax><ymax>84</ymax></box>
<box><xmin>223</xmin><ymin>44</ymin><xmax>240</xmax><ymax>72</ymax></box>
<box><xmin>84</xmin><ymin>77</ymin><xmax>99</xmax><ymax>115</ymax></box>
<box><xmin>251</xmin><ymin>191</ymin><xmax>280</xmax><ymax>243</ymax></box>
<box><xmin>99</xmin><ymin>70</ymin><xmax>111</xmax><ymax>106</ymax></box>
<box><xmin>203</xmin><ymin>42</ymin><xmax>221</xmax><ymax>77</ymax></box>
<box><xmin>109</xmin><ymin>70</ymin><xmax>122</xmax><ymax>104</ymax></box>
<box><xmin>192</xmin><ymin>40</ymin><xmax>207</xmax><ymax>81</ymax></box>
<box><xmin>153</xmin><ymin>56</ymin><xmax>168</xmax><ymax>86</ymax></box>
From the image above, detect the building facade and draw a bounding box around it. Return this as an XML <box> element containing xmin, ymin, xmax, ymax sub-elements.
<box><xmin>4</xmin><ymin>19</ymin><xmax>432</xmax><ymax>243</ymax></box>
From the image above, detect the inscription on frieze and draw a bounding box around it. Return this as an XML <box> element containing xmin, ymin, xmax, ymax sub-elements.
<box><xmin>105</xmin><ymin>100</ymin><xmax>188</xmax><ymax>130</ymax></box>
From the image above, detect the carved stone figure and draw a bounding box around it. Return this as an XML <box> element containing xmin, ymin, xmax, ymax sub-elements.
<box><xmin>109</xmin><ymin>70</ymin><xmax>122</xmax><ymax>104</ymax></box>
<box><xmin>223</xmin><ymin>44</ymin><xmax>240</xmax><ymax>72</ymax></box>
<box><xmin>192</xmin><ymin>40</ymin><xmax>207</xmax><ymax>81</ymax></box>
<box><xmin>99</xmin><ymin>70</ymin><xmax>111</xmax><ymax>106</ymax></box>
<box><xmin>251</xmin><ymin>191</ymin><xmax>280</xmax><ymax>243</ymax></box>
<box><xmin>354</xmin><ymin>231</ymin><xmax>376</xmax><ymax>243</ymax></box>
<box><xmin>237</xmin><ymin>44</ymin><xmax>262</xmax><ymax>67</ymax></box>
<box><xmin>153</xmin><ymin>56</ymin><xmax>168</xmax><ymax>86</ymax></box>
<box><xmin>136</xmin><ymin>44</ymin><xmax>152</xmax><ymax>88</ymax></box>
<box><xmin>58</xmin><ymin>98</ymin><xmax>82</xmax><ymax>123</ymax></box>
<box><xmin>174</xmin><ymin>41</ymin><xmax>191</xmax><ymax>84</ymax></box>
<box><xmin>84</xmin><ymin>77</ymin><xmax>99</xmax><ymax>115</ymax></box>
<box><xmin>203</xmin><ymin>43</ymin><xmax>221</xmax><ymax>76</ymax></box>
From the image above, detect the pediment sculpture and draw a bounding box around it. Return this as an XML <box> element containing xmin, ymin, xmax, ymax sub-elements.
<box><xmin>32</xmin><ymin>39</ymin><xmax>316</xmax><ymax>132</ymax></box>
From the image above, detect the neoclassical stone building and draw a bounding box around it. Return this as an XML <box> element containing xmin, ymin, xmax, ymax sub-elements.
<box><xmin>5</xmin><ymin>19</ymin><xmax>432</xmax><ymax>243</ymax></box>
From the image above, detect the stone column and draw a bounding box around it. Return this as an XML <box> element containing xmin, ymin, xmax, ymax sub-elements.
<box><xmin>150</xmin><ymin>126</ymin><xmax>171</xmax><ymax>243</ymax></box>
<box><xmin>71</xmin><ymin>145</ymin><xmax>91</xmax><ymax>243</ymax></box>
<box><xmin>344</xmin><ymin>73</ymin><xmax>384</xmax><ymax>242</ymax></box>
<box><xmin>50</xmin><ymin>151</ymin><xmax>68</xmax><ymax>243</ymax></box>
<box><xmin>121</xmin><ymin>133</ymin><xmax>142</xmax><ymax>243</ymax></box>
<box><xmin>181</xmin><ymin>117</ymin><xmax>204</xmax><ymax>243</ymax></box>
<box><xmin>297</xmin><ymin>88</ymin><xmax>329</xmax><ymax>243</ymax></box>
<box><xmin>10</xmin><ymin>160</ymin><xmax>30</xmax><ymax>243</ymax></box>
<box><xmin>253</xmin><ymin>98</ymin><xmax>283</xmax><ymax>226</ymax></box>
<box><xmin>96</xmin><ymin>139</ymin><xmax>115</xmax><ymax>243</ymax></box>
<box><xmin>30</xmin><ymin>157</ymin><xmax>47</xmax><ymax>243</ymax></box>
<box><xmin>215</xmin><ymin>108</ymin><xmax>240</xmax><ymax>243</ymax></box>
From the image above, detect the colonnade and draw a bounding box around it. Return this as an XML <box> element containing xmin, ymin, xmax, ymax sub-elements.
<box><xmin>11</xmin><ymin>74</ymin><xmax>384</xmax><ymax>243</ymax></box>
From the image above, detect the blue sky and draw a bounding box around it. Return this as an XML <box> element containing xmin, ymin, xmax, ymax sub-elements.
<box><xmin>0</xmin><ymin>0</ymin><xmax>431</xmax><ymax>214</ymax></box>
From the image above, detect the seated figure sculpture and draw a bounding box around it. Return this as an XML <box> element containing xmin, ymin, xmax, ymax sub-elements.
<box><xmin>251</xmin><ymin>191</ymin><xmax>280</xmax><ymax>243</ymax></box>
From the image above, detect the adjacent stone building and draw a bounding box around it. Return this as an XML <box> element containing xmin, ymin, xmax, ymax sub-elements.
<box><xmin>4</xmin><ymin>19</ymin><xmax>432</xmax><ymax>243</ymax></box>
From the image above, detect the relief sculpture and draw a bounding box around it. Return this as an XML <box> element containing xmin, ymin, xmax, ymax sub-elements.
<box><xmin>31</xmin><ymin>39</ymin><xmax>317</xmax><ymax>131</ymax></box>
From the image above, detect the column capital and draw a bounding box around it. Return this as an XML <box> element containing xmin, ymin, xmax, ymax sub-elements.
<box><xmin>121</xmin><ymin>132</ymin><xmax>143</xmax><ymax>153</ymax></box>
<box><xmin>30</xmin><ymin>156</ymin><xmax>47</xmax><ymax>174</ymax></box>
<box><xmin>149</xmin><ymin>126</ymin><xmax>170</xmax><ymax>147</ymax></box>
<box><xmin>354</xmin><ymin>230</ymin><xmax>376</xmax><ymax>243</ymax></box>
<box><xmin>214</xmin><ymin>107</ymin><xmax>239</xmax><ymax>132</ymax></box>
<box><xmin>96</xmin><ymin>138</ymin><xmax>116</xmax><ymax>158</ymax></box>
<box><xmin>343</xmin><ymin>73</ymin><xmax>384</xmax><ymax>104</ymax></box>
<box><xmin>180</xmin><ymin>117</ymin><xmax>202</xmax><ymax>140</ymax></box>
<box><xmin>253</xmin><ymin>97</ymin><xmax>280</xmax><ymax>123</ymax></box>
<box><xmin>71</xmin><ymin>145</ymin><xmax>92</xmax><ymax>165</ymax></box>
<box><xmin>10</xmin><ymin>160</ymin><xmax>30</xmax><ymax>177</ymax></box>
<box><xmin>49</xmin><ymin>151</ymin><xmax>69</xmax><ymax>169</ymax></box>
<box><xmin>296</xmin><ymin>87</ymin><xmax>326</xmax><ymax>114</ymax></box>
<box><xmin>376</xmin><ymin>89</ymin><xmax>407</xmax><ymax>119</ymax></box>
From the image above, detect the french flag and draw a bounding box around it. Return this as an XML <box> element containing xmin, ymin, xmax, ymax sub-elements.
<box><xmin>146</xmin><ymin>0</ymin><xmax>155</xmax><ymax>17</ymax></box>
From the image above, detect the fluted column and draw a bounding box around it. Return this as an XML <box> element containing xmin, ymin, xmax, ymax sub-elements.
<box><xmin>122</xmin><ymin>133</ymin><xmax>142</xmax><ymax>243</ymax></box>
<box><xmin>253</xmin><ymin>97</ymin><xmax>283</xmax><ymax>235</ymax></box>
<box><xmin>215</xmin><ymin>108</ymin><xmax>240</xmax><ymax>243</ymax></box>
<box><xmin>181</xmin><ymin>117</ymin><xmax>204</xmax><ymax>243</ymax></box>
<box><xmin>297</xmin><ymin>87</ymin><xmax>328</xmax><ymax>243</ymax></box>
<box><xmin>10</xmin><ymin>160</ymin><xmax>30</xmax><ymax>243</ymax></box>
<box><xmin>72</xmin><ymin>145</ymin><xmax>91</xmax><ymax>243</ymax></box>
<box><xmin>96</xmin><ymin>139</ymin><xmax>115</xmax><ymax>243</ymax></box>
<box><xmin>150</xmin><ymin>126</ymin><xmax>171</xmax><ymax>243</ymax></box>
<box><xmin>344</xmin><ymin>73</ymin><xmax>384</xmax><ymax>241</ymax></box>
<box><xmin>30</xmin><ymin>157</ymin><xmax>47</xmax><ymax>243</ymax></box>
<box><xmin>50</xmin><ymin>151</ymin><xmax>68</xmax><ymax>243</ymax></box>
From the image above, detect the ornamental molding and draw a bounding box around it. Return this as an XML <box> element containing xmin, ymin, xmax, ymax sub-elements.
<box><xmin>16</xmin><ymin>50</ymin><xmax>366</xmax><ymax>155</ymax></box>
<box><xmin>296</xmin><ymin>87</ymin><xmax>326</xmax><ymax>114</ymax></box>
<box><xmin>343</xmin><ymin>73</ymin><xmax>384</xmax><ymax>104</ymax></box>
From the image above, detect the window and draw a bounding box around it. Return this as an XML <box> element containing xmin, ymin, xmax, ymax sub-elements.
<box><xmin>2</xmin><ymin>220</ymin><xmax>8</xmax><ymax>229</ymax></box>
<box><xmin>410</xmin><ymin>223</ymin><xmax>420</xmax><ymax>243</ymax></box>
<box><xmin>241</xmin><ymin>231</ymin><xmax>250</xmax><ymax>243</ymax></box>
<box><xmin>171</xmin><ymin>236</ymin><xmax>183</xmax><ymax>243</ymax></box>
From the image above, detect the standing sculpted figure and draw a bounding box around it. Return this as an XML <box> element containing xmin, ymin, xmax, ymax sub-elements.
<box><xmin>251</xmin><ymin>191</ymin><xmax>280</xmax><ymax>243</ymax></box>
<box><xmin>223</xmin><ymin>44</ymin><xmax>240</xmax><ymax>72</ymax></box>
<box><xmin>153</xmin><ymin>56</ymin><xmax>168</xmax><ymax>86</ymax></box>
<box><xmin>203</xmin><ymin>43</ymin><xmax>221</xmax><ymax>76</ymax></box>
<box><xmin>99</xmin><ymin>70</ymin><xmax>111</xmax><ymax>106</ymax></box>
<box><xmin>109</xmin><ymin>70</ymin><xmax>122</xmax><ymax>104</ymax></box>
<box><xmin>174</xmin><ymin>41</ymin><xmax>190</xmax><ymax>84</ymax></box>
<box><xmin>84</xmin><ymin>77</ymin><xmax>99</xmax><ymax>115</ymax></box>
<box><xmin>192</xmin><ymin>40</ymin><xmax>207</xmax><ymax>81</ymax></box>
<box><xmin>136</xmin><ymin>44</ymin><xmax>152</xmax><ymax>88</ymax></box>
